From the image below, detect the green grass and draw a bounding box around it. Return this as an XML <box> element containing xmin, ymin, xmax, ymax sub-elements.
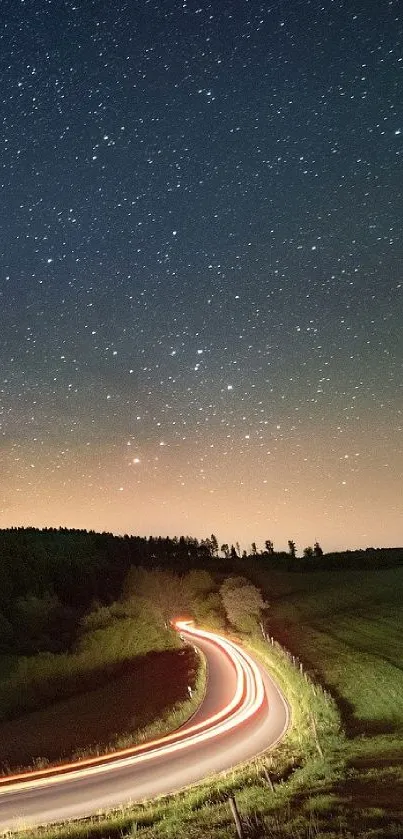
<box><xmin>0</xmin><ymin>568</ymin><xmax>217</xmax><ymax>775</ymax></box>
<box><xmin>0</xmin><ymin>601</ymin><xmax>205</xmax><ymax>774</ymax></box>
<box><xmin>248</xmin><ymin>566</ymin><xmax>403</xmax><ymax>732</ymax></box>
<box><xmin>0</xmin><ymin>605</ymin><xmax>178</xmax><ymax>723</ymax></box>
<box><xmin>0</xmin><ymin>654</ymin><xmax>19</xmax><ymax>681</ymax></box>
<box><xmin>12</xmin><ymin>626</ymin><xmax>344</xmax><ymax>839</ymax></box>
<box><xmin>246</xmin><ymin>563</ymin><xmax>403</xmax><ymax>828</ymax></box>
<box><xmin>6</xmin><ymin>565</ymin><xmax>403</xmax><ymax>837</ymax></box>
<box><xmin>0</xmin><ymin>645</ymin><xmax>203</xmax><ymax>773</ymax></box>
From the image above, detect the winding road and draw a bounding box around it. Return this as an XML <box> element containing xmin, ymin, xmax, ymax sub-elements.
<box><xmin>0</xmin><ymin>622</ymin><xmax>289</xmax><ymax>832</ymax></box>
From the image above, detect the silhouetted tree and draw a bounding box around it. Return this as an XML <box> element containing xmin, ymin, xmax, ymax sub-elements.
<box><xmin>314</xmin><ymin>541</ymin><xmax>323</xmax><ymax>557</ymax></box>
<box><xmin>251</xmin><ymin>542</ymin><xmax>258</xmax><ymax>556</ymax></box>
<box><xmin>288</xmin><ymin>540</ymin><xmax>297</xmax><ymax>558</ymax></box>
<box><xmin>201</xmin><ymin>537</ymin><xmax>213</xmax><ymax>557</ymax></box>
<box><xmin>265</xmin><ymin>540</ymin><xmax>274</xmax><ymax>555</ymax></box>
<box><xmin>210</xmin><ymin>534</ymin><xmax>219</xmax><ymax>556</ymax></box>
<box><xmin>221</xmin><ymin>543</ymin><xmax>230</xmax><ymax>559</ymax></box>
<box><xmin>303</xmin><ymin>546</ymin><xmax>314</xmax><ymax>558</ymax></box>
<box><xmin>230</xmin><ymin>545</ymin><xmax>238</xmax><ymax>560</ymax></box>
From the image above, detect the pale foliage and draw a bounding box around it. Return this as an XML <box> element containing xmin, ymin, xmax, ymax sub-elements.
<box><xmin>220</xmin><ymin>577</ymin><xmax>268</xmax><ymax>632</ymax></box>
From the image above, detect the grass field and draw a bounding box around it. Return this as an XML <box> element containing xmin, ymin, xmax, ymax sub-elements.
<box><xmin>0</xmin><ymin>604</ymin><xmax>178</xmax><ymax>722</ymax></box>
<box><xmin>248</xmin><ymin>566</ymin><xmax>403</xmax><ymax>730</ymax></box>
<box><xmin>5</xmin><ymin>563</ymin><xmax>403</xmax><ymax>837</ymax></box>
<box><xmin>14</xmin><ymin>626</ymin><xmax>341</xmax><ymax>839</ymax></box>
<box><xmin>247</xmin><ymin>562</ymin><xmax>403</xmax><ymax>830</ymax></box>
<box><xmin>0</xmin><ymin>601</ymin><xmax>203</xmax><ymax>774</ymax></box>
<box><xmin>0</xmin><ymin>646</ymin><xmax>201</xmax><ymax>772</ymax></box>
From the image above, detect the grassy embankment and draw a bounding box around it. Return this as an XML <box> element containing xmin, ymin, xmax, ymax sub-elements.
<box><xmin>13</xmin><ymin>614</ymin><xmax>343</xmax><ymax>839</ymax></box>
<box><xmin>248</xmin><ymin>562</ymin><xmax>403</xmax><ymax>833</ymax></box>
<box><xmin>6</xmin><ymin>562</ymin><xmax>403</xmax><ymax>838</ymax></box>
<box><xmin>0</xmin><ymin>600</ymin><xmax>204</xmax><ymax>773</ymax></box>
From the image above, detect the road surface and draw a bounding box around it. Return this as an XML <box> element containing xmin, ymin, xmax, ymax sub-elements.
<box><xmin>0</xmin><ymin>622</ymin><xmax>289</xmax><ymax>832</ymax></box>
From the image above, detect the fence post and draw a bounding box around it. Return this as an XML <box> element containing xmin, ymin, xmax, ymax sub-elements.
<box><xmin>263</xmin><ymin>766</ymin><xmax>275</xmax><ymax>792</ymax></box>
<box><xmin>310</xmin><ymin>713</ymin><xmax>324</xmax><ymax>759</ymax></box>
<box><xmin>228</xmin><ymin>795</ymin><xmax>244</xmax><ymax>838</ymax></box>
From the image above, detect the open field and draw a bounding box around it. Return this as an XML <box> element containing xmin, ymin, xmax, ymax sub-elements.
<box><xmin>0</xmin><ymin>646</ymin><xmax>201</xmax><ymax>772</ymax></box>
<box><xmin>8</xmin><ymin>558</ymin><xmax>403</xmax><ymax>837</ymax></box>
<box><xmin>0</xmin><ymin>604</ymin><xmax>179</xmax><ymax>722</ymax></box>
<box><xmin>248</xmin><ymin>565</ymin><xmax>403</xmax><ymax>732</ymax></box>
<box><xmin>12</xmin><ymin>628</ymin><xmax>342</xmax><ymax>839</ymax></box>
<box><xmin>247</xmin><ymin>562</ymin><xmax>403</xmax><ymax>829</ymax></box>
<box><xmin>2</xmin><ymin>541</ymin><xmax>403</xmax><ymax>837</ymax></box>
<box><xmin>0</xmin><ymin>600</ymin><xmax>202</xmax><ymax>774</ymax></box>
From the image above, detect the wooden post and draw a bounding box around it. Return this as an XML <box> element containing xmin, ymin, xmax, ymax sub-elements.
<box><xmin>263</xmin><ymin>766</ymin><xmax>275</xmax><ymax>792</ymax></box>
<box><xmin>228</xmin><ymin>795</ymin><xmax>244</xmax><ymax>838</ymax></box>
<box><xmin>310</xmin><ymin>713</ymin><xmax>324</xmax><ymax>759</ymax></box>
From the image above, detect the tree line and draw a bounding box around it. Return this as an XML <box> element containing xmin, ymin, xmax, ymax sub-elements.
<box><xmin>0</xmin><ymin>527</ymin><xmax>401</xmax><ymax>655</ymax></box>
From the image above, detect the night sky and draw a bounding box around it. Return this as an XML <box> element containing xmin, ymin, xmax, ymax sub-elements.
<box><xmin>1</xmin><ymin>0</ymin><xmax>402</xmax><ymax>552</ymax></box>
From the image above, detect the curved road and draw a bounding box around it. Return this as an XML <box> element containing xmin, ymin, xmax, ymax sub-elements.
<box><xmin>0</xmin><ymin>623</ymin><xmax>289</xmax><ymax>832</ymax></box>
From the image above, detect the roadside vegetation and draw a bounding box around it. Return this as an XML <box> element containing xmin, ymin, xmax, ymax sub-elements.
<box><xmin>1</xmin><ymin>528</ymin><xmax>403</xmax><ymax>837</ymax></box>
<box><xmin>11</xmin><ymin>620</ymin><xmax>343</xmax><ymax>839</ymax></box>
<box><xmin>246</xmin><ymin>562</ymin><xmax>403</xmax><ymax>834</ymax></box>
<box><xmin>0</xmin><ymin>568</ymin><xmax>212</xmax><ymax>773</ymax></box>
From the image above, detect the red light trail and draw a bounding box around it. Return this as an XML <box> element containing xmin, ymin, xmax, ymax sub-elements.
<box><xmin>0</xmin><ymin>621</ymin><xmax>266</xmax><ymax>793</ymax></box>
<box><xmin>0</xmin><ymin>622</ymin><xmax>289</xmax><ymax>832</ymax></box>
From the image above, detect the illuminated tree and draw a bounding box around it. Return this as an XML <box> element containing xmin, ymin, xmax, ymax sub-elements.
<box><xmin>186</xmin><ymin>570</ymin><xmax>214</xmax><ymax>599</ymax></box>
<box><xmin>123</xmin><ymin>567</ymin><xmax>185</xmax><ymax>627</ymax></box>
<box><xmin>220</xmin><ymin>576</ymin><xmax>268</xmax><ymax>634</ymax></box>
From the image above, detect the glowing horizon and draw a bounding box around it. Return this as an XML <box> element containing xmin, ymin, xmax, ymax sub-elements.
<box><xmin>1</xmin><ymin>2</ymin><xmax>401</xmax><ymax>554</ymax></box>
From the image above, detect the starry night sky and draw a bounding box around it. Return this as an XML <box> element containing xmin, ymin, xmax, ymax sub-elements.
<box><xmin>1</xmin><ymin>0</ymin><xmax>402</xmax><ymax>552</ymax></box>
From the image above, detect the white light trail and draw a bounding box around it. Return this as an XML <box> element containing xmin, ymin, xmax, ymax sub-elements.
<box><xmin>0</xmin><ymin>622</ymin><xmax>266</xmax><ymax>795</ymax></box>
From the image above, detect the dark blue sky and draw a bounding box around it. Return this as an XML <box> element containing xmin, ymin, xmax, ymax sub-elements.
<box><xmin>1</xmin><ymin>0</ymin><xmax>402</xmax><ymax>551</ymax></box>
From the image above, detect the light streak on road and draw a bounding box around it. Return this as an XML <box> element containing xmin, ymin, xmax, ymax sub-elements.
<box><xmin>0</xmin><ymin>621</ymin><xmax>265</xmax><ymax>794</ymax></box>
<box><xmin>0</xmin><ymin>622</ymin><xmax>289</xmax><ymax>831</ymax></box>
